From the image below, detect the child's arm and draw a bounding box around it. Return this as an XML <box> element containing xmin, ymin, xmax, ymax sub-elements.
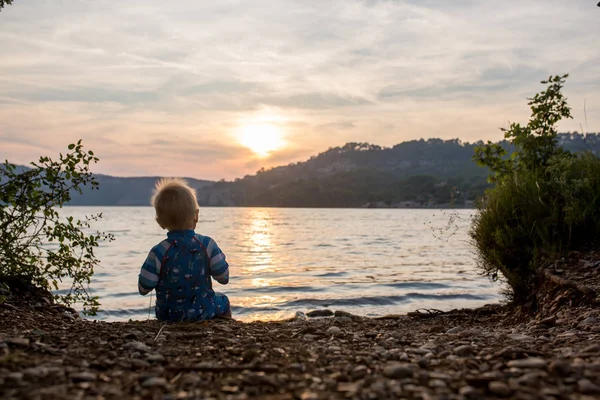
<box><xmin>207</xmin><ymin>238</ymin><xmax>229</xmax><ymax>285</ymax></box>
<box><xmin>138</xmin><ymin>248</ymin><xmax>161</xmax><ymax>295</ymax></box>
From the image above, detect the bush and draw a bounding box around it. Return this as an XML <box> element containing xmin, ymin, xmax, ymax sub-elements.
<box><xmin>471</xmin><ymin>75</ymin><xmax>600</xmax><ymax>303</ymax></box>
<box><xmin>0</xmin><ymin>141</ymin><xmax>113</xmax><ymax>314</ymax></box>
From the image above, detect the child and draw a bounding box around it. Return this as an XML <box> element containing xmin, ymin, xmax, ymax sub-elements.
<box><xmin>138</xmin><ymin>178</ymin><xmax>231</xmax><ymax>322</ymax></box>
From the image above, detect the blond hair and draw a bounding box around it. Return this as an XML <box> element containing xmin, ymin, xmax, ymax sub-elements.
<box><xmin>151</xmin><ymin>178</ymin><xmax>198</xmax><ymax>230</ymax></box>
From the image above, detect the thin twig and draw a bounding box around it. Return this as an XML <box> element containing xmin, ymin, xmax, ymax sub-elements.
<box><xmin>154</xmin><ymin>322</ymin><xmax>168</xmax><ymax>342</ymax></box>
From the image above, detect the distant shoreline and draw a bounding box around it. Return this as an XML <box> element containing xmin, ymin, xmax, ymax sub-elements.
<box><xmin>63</xmin><ymin>204</ymin><xmax>478</xmax><ymax>210</ymax></box>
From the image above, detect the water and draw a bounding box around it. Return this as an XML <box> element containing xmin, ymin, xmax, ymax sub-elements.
<box><xmin>61</xmin><ymin>207</ymin><xmax>502</xmax><ymax>321</ymax></box>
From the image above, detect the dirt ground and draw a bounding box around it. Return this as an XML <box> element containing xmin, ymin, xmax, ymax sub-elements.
<box><xmin>1</xmin><ymin>254</ymin><xmax>599</xmax><ymax>399</ymax></box>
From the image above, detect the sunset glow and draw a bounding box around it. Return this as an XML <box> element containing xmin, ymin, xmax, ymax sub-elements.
<box><xmin>239</xmin><ymin>124</ymin><xmax>285</xmax><ymax>157</ymax></box>
<box><xmin>0</xmin><ymin>1</ymin><xmax>598</xmax><ymax>180</ymax></box>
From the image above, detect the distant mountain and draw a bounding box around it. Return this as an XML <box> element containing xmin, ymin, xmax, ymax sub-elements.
<box><xmin>195</xmin><ymin>132</ymin><xmax>600</xmax><ymax>208</ymax></box>
<box><xmin>7</xmin><ymin>132</ymin><xmax>600</xmax><ymax>208</ymax></box>
<box><xmin>68</xmin><ymin>175</ymin><xmax>214</xmax><ymax>206</ymax></box>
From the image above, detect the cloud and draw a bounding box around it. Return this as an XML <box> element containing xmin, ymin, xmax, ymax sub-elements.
<box><xmin>0</xmin><ymin>0</ymin><xmax>599</xmax><ymax>179</ymax></box>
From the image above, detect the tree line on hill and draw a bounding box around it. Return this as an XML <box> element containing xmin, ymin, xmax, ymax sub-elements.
<box><xmin>196</xmin><ymin>132</ymin><xmax>600</xmax><ymax>208</ymax></box>
<box><xmin>8</xmin><ymin>132</ymin><xmax>598</xmax><ymax>208</ymax></box>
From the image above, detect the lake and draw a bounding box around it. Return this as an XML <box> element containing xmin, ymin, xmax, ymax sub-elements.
<box><xmin>62</xmin><ymin>207</ymin><xmax>502</xmax><ymax>321</ymax></box>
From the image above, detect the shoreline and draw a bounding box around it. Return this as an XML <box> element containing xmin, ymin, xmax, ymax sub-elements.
<box><xmin>2</xmin><ymin>304</ymin><xmax>599</xmax><ymax>399</ymax></box>
<box><xmin>1</xmin><ymin>251</ymin><xmax>599</xmax><ymax>399</ymax></box>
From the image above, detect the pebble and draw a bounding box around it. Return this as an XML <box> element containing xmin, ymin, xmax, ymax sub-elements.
<box><xmin>180</xmin><ymin>373</ymin><xmax>201</xmax><ymax>385</ymax></box>
<box><xmin>300</xmin><ymin>391</ymin><xmax>319</xmax><ymax>400</ymax></box>
<box><xmin>418</xmin><ymin>358</ymin><xmax>430</xmax><ymax>369</ymax></box>
<box><xmin>351</xmin><ymin>365</ymin><xmax>369</xmax><ymax>379</ymax></box>
<box><xmin>70</xmin><ymin>372</ymin><xmax>97</xmax><ymax>383</ymax></box>
<box><xmin>293</xmin><ymin>311</ymin><xmax>307</xmax><ymax>321</ymax></box>
<box><xmin>580</xmin><ymin>317</ymin><xmax>598</xmax><ymax>326</ymax></box>
<box><xmin>6</xmin><ymin>337</ymin><xmax>30</xmax><ymax>347</ymax></box>
<box><xmin>429</xmin><ymin>379</ymin><xmax>447</xmax><ymax>389</ymax></box>
<box><xmin>458</xmin><ymin>385</ymin><xmax>479</xmax><ymax>398</ymax></box>
<box><xmin>549</xmin><ymin>360</ymin><xmax>572</xmax><ymax>376</ymax></box>
<box><xmin>7</xmin><ymin>372</ymin><xmax>24</xmax><ymax>383</ymax></box>
<box><xmin>382</xmin><ymin>363</ymin><xmax>416</xmax><ymax>379</ymax></box>
<box><xmin>454</xmin><ymin>345</ymin><xmax>474</xmax><ymax>357</ymax></box>
<box><xmin>507</xmin><ymin>357</ymin><xmax>547</xmax><ymax>369</ymax></box>
<box><xmin>446</xmin><ymin>327</ymin><xmax>461</xmax><ymax>334</ymax></box>
<box><xmin>141</xmin><ymin>376</ymin><xmax>167</xmax><ymax>388</ymax></box>
<box><xmin>326</xmin><ymin>326</ymin><xmax>342</xmax><ymax>336</ymax></box>
<box><xmin>578</xmin><ymin>379</ymin><xmax>600</xmax><ymax>394</ymax></box>
<box><xmin>580</xmin><ymin>344</ymin><xmax>600</xmax><ymax>354</ymax></box>
<box><xmin>489</xmin><ymin>381</ymin><xmax>512</xmax><ymax>397</ymax></box>
<box><xmin>124</xmin><ymin>341</ymin><xmax>151</xmax><ymax>352</ymax></box>
<box><xmin>306</xmin><ymin>310</ymin><xmax>334</xmax><ymax>318</ymax></box>
<box><xmin>147</xmin><ymin>353</ymin><xmax>165</xmax><ymax>363</ymax></box>
<box><xmin>334</xmin><ymin>310</ymin><xmax>357</xmax><ymax>319</ymax></box>
<box><xmin>515</xmin><ymin>372</ymin><xmax>543</xmax><ymax>387</ymax></box>
<box><xmin>539</xmin><ymin>316</ymin><xmax>557</xmax><ymax>326</ymax></box>
<box><xmin>506</xmin><ymin>333</ymin><xmax>534</xmax><ymax>341</ymax></box>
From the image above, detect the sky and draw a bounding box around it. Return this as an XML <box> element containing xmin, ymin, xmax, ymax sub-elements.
<box><xmin>0</xmin><ymin>0</ymin><xmax>599</xmax><ymax>181</ymax></box>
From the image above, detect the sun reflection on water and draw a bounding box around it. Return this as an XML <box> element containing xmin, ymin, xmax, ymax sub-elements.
<box><xmin>243</xmin><ymin>209</ymin><xmax>274</xmax><ymax>273</ymax></box>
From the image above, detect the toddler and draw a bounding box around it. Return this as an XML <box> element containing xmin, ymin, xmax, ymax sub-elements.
<box><xmin>138</xmin><ymin>178</ymin><xmax>231</xmax><ymax>322</ymax></box>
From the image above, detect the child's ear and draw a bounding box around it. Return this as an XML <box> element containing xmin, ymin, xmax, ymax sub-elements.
<box><xmin>156</xmin><ymin>217</ymin><xmax>166</xmax><ymax>229</ymax></box>
<box><xmin>194</xmin><ymin>209</ymin><xmax>199</xmax><ymax>224</ymax></box>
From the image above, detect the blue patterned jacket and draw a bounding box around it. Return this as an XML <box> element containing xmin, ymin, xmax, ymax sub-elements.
<box><xmin>138</xmin><ymin>230</ymin><xmax>229</xmax><ymax>321</ymax></box>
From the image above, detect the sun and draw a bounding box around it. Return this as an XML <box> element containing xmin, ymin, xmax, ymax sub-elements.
<box><xmin>239</xmin><ymin>124</ymin><xmax>285</xmax><ymax>157</ymax></box>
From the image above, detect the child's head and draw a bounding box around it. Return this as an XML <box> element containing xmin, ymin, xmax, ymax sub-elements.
<box><xmin>151</xmin><ymin>178</ymin><xmax>199</xmax><ymax>231</ymax></box>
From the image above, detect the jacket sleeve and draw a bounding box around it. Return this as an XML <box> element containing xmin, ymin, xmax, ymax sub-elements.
<box><xmin>138</xmin><ymin>247</ymin><xmax>162</xmax><ymax>295</ymax></box>
<box><xmin>206</xmin><ymin>238</ymin><xmax>230</xmax><ymax>285</ymax></box>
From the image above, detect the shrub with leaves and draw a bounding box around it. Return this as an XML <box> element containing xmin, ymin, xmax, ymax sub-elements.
<box><xmin>471</xmin><ymin>75</ymin><xmax>600</xmax><ymax>303</ymax></box>
<box><xmin>0</xmin><ymin>141</ymin><xmax>113</xmax><ymax>314</ymax></box>
<box><xmin>0</xmin><ymin>0</ymin><xmax>14</xmax><ymax>12</ymax></box>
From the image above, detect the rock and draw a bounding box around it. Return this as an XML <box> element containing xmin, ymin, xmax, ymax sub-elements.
<box><xmin>180</xmin><ymin>373</ymin><xmax>201</xmax><ymax>385</ymax></box>
<box><xmin>23</xmin><ymin>366</ymin><xmax>51</xmax><ymax>379</ymax></box>
<box><xmin>147</xmin><ymin>353</ymin><xmax>165</xmax><ymax>363</ymax></box>
<box><xmin>70</xmin><ymin>372</ymin><xmax>97</xmax><ymax>382</ymax></box>
<box><xmin>580</xmin><ymin>344</ymin><xmax>600</xmax><ymax>354</ymax></box>
<box><xmin>580</xmin><ymin>317</ymin><xmax>598</xmax><ymax>326</ymax></box>
<box><xmin>489</xmin><ymin>381</ymin><xmax>512</xmax><ymax>397</ymax></box>
<box><xmin>507</xmin><ymin>357</ymin><xmax>547</xmax><ymax>369</ymax></box>
<box><xmin>124</xmin><ymin>341</ymin><xmax>151</xmax><ymax>352</ymax></box>
<box><xmin>6</xmin><ymin>337</ymin><xmax>30</xmax><ymax>347</ymax></box>
<box><xmin>515</xmin><ymin>372</ymin><xmax>543</xmax><ymax>387</ymax></box>
<box><xmin>578</xmin><ymin>379</ymin><xmax>600</xmax><ymax>394</ymax></box>
<box><xmin>382</xmin><ymin>363</ymin><xmax>416</xmax><ymax>379</ymax></box>
<box><xmin>6</xmin><ymin>372</ymin><xmax>24</xmax><ymax>384</ymax></box>
<box><xmin>446</xmin><ymin>327</ymin><xmax>461</xmax><ymax>334</ymax></box>
<box><xmin>293</xmin><ymin>311</ymin><xmax>307</xmax><ymax>321</ymax></box>
<box><xmin>337</xmin><ymin>382</ymin><xmax>360</xmax><ymax>393</ymax></box>
<box><xmin>326</xmin><ymin>326</ymin><xmax>342</xmax><ymax>336</ymax></box>
<box><xmin>141</xmin><ymin>376</ymin><xmax>167</xmax><ymax>388</ymax></box>
<box><xmin>407</xmin><ymin>348</ymin><xmax>431</xmax><ymax>355</ymax></box>
<box><xmin>221</xmin><ymin>385</ymin><xmax>239</xmax><ymax>393</ymax></box>
<box><xmin>306</xmin><ymin>310</ymin><xmax>334</xmax><ymax>318</ymax></box>
<box><xmin>334</xmin><ymin>310</ymin><xmax>358</xmax><ymax>319</ymax></box>
<box><xmin>429</xmin><ymin>379</ymin><xmax>447</xmax><ymax>389</ymax></box>
<box><xmin>300</xmin><ymin>391</ymin><xmax>319</xmax><ymax>400</ymax></box>
<box><xmin>454</xmin><ymin>345</ymin><xmax>474</xmax><ymax>357</ymax></box>
<box><xmin>549</xmin><ymin>360</ymin><xmax>572</xmax><ymax>376</ymax></box>
<box><xmin>539</xmin><ymin>316</ymin><xmax>557</xmax><ymax>327</ymax></box>
<box><xmin>351</xmin><ymin>365</ymin><xmax>369</xmax><ymax>379</ymax></box>
<box><xmin>418</xmin><ymin>358</ymin><xmax>430</xmax><ymax>369</ymax></box>
<box><xmin>459</xmin><ymin>385</ymin><xmax>480</xmax><ymax>399</ymax></box>
<box><xmin>506</xmin><ymin>333</ymin><xmax>534</xmax><ymax>341</ymax></box>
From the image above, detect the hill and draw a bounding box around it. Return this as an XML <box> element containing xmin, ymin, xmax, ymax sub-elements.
<box><xmin>68</xmin><ymin>175</ymin><xmax>214</xmax><ymax>206</ymax></box>
<box><xmin>196</xmin><ymin>132</ymin><xmax>600</xmax><ymax>208</ymax></box>
<box><xmin>7</xmin><ymin>132</ymin><xmax>599</xmax><ymax>207</ymax></box>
